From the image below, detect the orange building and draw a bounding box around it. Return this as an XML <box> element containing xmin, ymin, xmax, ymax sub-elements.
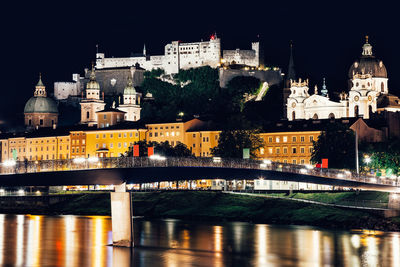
<box><xmin>146</xmin><ymin>118</ymin><xmax>206</xmax><ymax>147</ymax></box>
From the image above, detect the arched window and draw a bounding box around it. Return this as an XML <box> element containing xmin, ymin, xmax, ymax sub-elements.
<box><xmin>369</xmin><ymin>105</ymin><xmax>373</xmax><ymax>117</ymax></box>
<box><xmin>381</xmin><ymin>82</ymin><xmax>384</xmax><ymax>92</ymax></box>
<box><xmin>86</xmin><ymin>111</ymin><xmax>90</xmax><ymax>119</ymax></box>
<box><xmin>354</xmin><ymin>105</ymin><xmax>359</xmax><ymax>117</ymax></box>
<box><xmin>28</xmin><ymin>119</ymin><xmax>32</xmax><ymax>126</ymax></box>
<box><xmin>312</xmin><ymin>113</ymin><xmax>318</xmax><ymax>120</ymax></box>
<box><xmin>328</xmin><ymin>113</ymin><xmax>335</xmax><ymax>119</ymax></box>
<box><xmin>292</xmin><ymin>111</ymin><xmax>296</xmax><ymax>120</ymax></box>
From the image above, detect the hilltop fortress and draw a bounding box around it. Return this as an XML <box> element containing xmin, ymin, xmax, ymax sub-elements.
<box><xmin>54</xmin><ymin>35</ymin><xmax>282</xmax><ymax>101</ymax></box>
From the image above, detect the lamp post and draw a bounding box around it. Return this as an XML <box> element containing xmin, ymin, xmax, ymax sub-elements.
<box><xmin>355</xmin><ymin>130</ymin><xmax>359</xmax><ymax>177</ymax></box>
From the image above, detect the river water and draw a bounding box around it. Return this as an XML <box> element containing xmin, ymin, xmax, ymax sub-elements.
<box><xmin>0</xmin><ymin>214</ymin><xmax>399</xmax><ymax>267</ymax></box>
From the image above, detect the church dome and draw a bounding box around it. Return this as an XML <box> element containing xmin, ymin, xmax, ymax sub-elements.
<box><xmin>123</xmin><ymin>75</ymin><xmax>136</xmax><ymax>95</ymax></box>
<box><xmin>348</xmin><ymin>37</ymin><xmax>387</xmax><ymax>79</ymax></box>
<box><xmin>24</xmin><ymin>74</ymin><xmax>58</xmax><ymax>114</ymax></box>
<box><xmin>24</xmin><ymin>96</ymin><xmax>58</xmax><ymax>114</ymax></box>
<box><xmin>86</xmin><ymin>63</ymin><xmax>100</xmax><ymax>90</ymax></box>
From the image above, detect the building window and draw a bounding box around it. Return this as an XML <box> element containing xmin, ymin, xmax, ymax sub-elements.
<box><xmin>118</xmin><ymin>143</ymin><xmax>121</xmax><ymax>148</ymax></box>
<box><xmin>110</xmin><ymin>134</ymin><xmax>113</xmax><ymax>138</ymax></box>
<box><xmin>193</xmin><ymin>134</ymin><xmax>196</xmax><ymax>138</ymax></box>
<box><xmin>149</xmin><ymin>133</ymin><xmax>153</xmax><ymax>137</ymax></box>
<box><xmin>268</xmin><ymin>148</ymin><xmax>273</xmax><ymax>154</ymax></box>
<box><xmin>40</xmin><ymin>119</ymin><xmax>43</xmax><ymax>126</ymax></box>
<box><xmin>292</xmin><ymin>148</ymin><xmax>297</xmax><ymax>154</ymax></box>
<box><xmin>293</xmin><ymin>159</ymin><xmax>297</xmax><ymax>164</ymax></box>
<box><xmin>300</xmin><ymin>147</ymin><xmax>305</xmax><ymax>153</ymax></box>
<box><xmin>118</xmin><ymin>133</ymin><xmax>122</xmax><ymax>138</ymax></box>
<box><xmin>309</xmin><ymin>147</ymin><xmax>313</xmax><ymax>153</ymax></box>
<box><xmin>276</xmin><ymin>137</ymin><xmax>280</xmax><ymax>143</ymax></box>
<box><xmin>96</xmin><ymin>135</ymin><xmax>99</xmax><ymax>139</ymax></box>
<box><xmin>110</xmin><ymin>143</ymin><xmax>113</xmax><ymax>148</ymax></box>
<box><xmin>283</xmin><ymin>147</ymin><xmax>288</xmax><ymax>154</ymax></box>
<box><xmin>268</xmin><ymin>137</ymin><xmax>272</xmax><ymax>143</ymax></box>
<box><xmin>300</xmin><ymin>136</ymin><xmax>305</xmax><ymax>142</ymax></box>
<box><xmin>276</xmin><ymin>148</ymin><xmax>280</xmax><ymax>154</ymax></box>
<box><xmin>283</xmin><ymin>136</ymin><xmax>287</xmax><ymax>142</ymax></box>
<box><xmin>260</xmin><ymin>148</ymin><xmax>264</xmax><ymax>155</ymax></box>
<box><xmin>301</xmin><ymin>159</ymin><xmax>305</xmax><ymax>164</ymax></box>
<box><xmin>292</xmin><ymin>136</ymin><xmax>297</xmax><ymax>142</ymax></box>
<box><xmin>103</xmin><ymin>114</ymin><xmax>107</xmax><ymax>119</ymax></box>
<box><xmin>87</xmin><ymin>111</ymin><xmax>90</xmax><ymax>119</ymax></box>
<box><xmin>309</xmin><ymin>136</ymin><xmax>314</xmax><ymax>142</ymax></box>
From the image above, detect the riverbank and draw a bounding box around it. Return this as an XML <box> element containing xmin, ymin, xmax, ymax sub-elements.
<box><xmin>1</xmin><ymin>191</ymin><xmax>399</xmax><ymax>231</ymax></box>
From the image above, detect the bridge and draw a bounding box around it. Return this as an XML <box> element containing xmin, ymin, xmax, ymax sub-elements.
<box><xmin>1</xmin><ymin>156</ymin><xmax>399</xmax><ymax>247</ymax></box>
<box><xmin>0</xmin><ymin>156</ymin><xmax>399</xmax><ymax>191</ymax></box>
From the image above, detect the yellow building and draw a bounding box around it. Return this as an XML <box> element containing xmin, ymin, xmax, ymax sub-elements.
<box><xmin>185</xmin><ymin>130</ymin><xmax>221</xmax><ymax>157</ymax></box>
<box><xmin>258</xmin><ymin>131</ymin><xmax>321</xmax><ymax>165</ymax></box>
<box><xmin>146</xmin><ymin>118</ymin><xmax>205</xmax><ymax>147</ymax></box>
<box><xmin>0</xmin><ymin>129</ymin><xmax>70</xmax><ymax>162</ymax></box>
<box><xmin>85</xmin><ymin>126</ymin><xmax>147</xmax><ymax>158</ymax></box>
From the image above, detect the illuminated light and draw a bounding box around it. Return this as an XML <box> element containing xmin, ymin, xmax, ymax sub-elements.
<box><xmin>35</xmin><ymin>191</ymin><xmax>41</xmax><ymax>195</ymax></box>
<box><xmin>337</xmin><ymin>173</ymin><xmax>344</xmax><ymax>178</ymax></box>
<box><xmin>149</xmin><ymin>154</ymin><xmax>166</xmax><ymax>161</ymax></box>
<box><xmin>213</xmin><ymin>157</ymin><xmax>221</xmax><ymax>163</ymax></box>
<box><xmin>364</xmin><ymin>156</ymin><xmax>371</xmax><ymax>164</ymax></box>
<box><xmin>263</xmin><ymin>159</ymin><xmax>272</xmax><ymax>164</ymax></box>
<box><xmin>278</xmin><ymin>164</ymin><xmax>283</xmax><ymax>168</ymax></box>
<box><xmin>2</xmin><ymin>159</ymin><xmax>16</xmax><ymax>167</ymax></box>
<box><xmin>300</xmin><ymin>168</ymin><xmax>307</xmax><ymax>174</ymax></box>
<box><xmin>370</xmin><ymin>178</ymin><xmax>377</xmax><ymax>183</ymax></box>
<box><xmin>305</xmin><ymin>164</ymin><xmax>314</xmax><ymax>169</ymax></box>
<box><xmin>72</xmin><ymin>157</ymin><xmax>86</xmax><ymax>164</ymax></box>
<box><xmin>260</xmin><ymin>163</ymin><xmax>267</xmax><ymax>168</ymax></box>
<box><xmin>0</xmin><ymin>189</ymin><xmax>4</xmax><ymax>193</ymax></box>
<box><xmin>345</xmin><ymin>170</ymin><xmax>352</xmax><ymax>175</ymax></box>
<box><xmin>88</xmin><ymin>157</ymin><xmax>99</xmax><ymax>163</ymax></box>
<box><xmin>391</xmin><ymin>175</ymin><xmax>397</xmax><ymax>179</ymax></box>
<box><xmin>392</xmin><ymin>194</ymin><xmax>399</xmax><ymax>200</ymax></box>
<box><xmin>18</xmin><ymin>189</ymin><xmax>25</xmax><ymax>195</ymax></box>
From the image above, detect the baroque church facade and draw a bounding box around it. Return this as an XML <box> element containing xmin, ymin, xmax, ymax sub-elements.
<box><xmin>286</xmin><ymin>37</ymin><xmax>400</xmax><ymax>121</ymax></box>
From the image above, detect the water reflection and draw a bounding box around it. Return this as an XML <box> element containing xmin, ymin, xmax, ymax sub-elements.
<box><xmin>0</xmin><ymin>214</ymin><xmax>399</xmax><ymax>266</ymax></box>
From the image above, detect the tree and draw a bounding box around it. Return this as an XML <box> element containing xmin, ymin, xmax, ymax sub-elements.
<box><xmin>311</xmin><ymin>123</ymin><xmax>356</xmax><ymax>169</ymax></box>
<box><xmin>126</xmin><ymin>141</ymin><xmax>193</xmax><ymax>157</ymax></box>
<box><xmin>211</xmin><ymin>129</ymin><xmax>264</xmax><ymax>159</ymax></box>
<box><xmin>362</xmin><ymin>138</ymin><xmax>400</xmax><ymax>176</ymax></box>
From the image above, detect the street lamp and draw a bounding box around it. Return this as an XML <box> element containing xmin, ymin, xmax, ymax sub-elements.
<box><xmin>364</xmin><ymin>156</ymin><xmax>371</xmax><ymax>164</ymax></box>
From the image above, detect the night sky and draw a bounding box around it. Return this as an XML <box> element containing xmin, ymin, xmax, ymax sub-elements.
<box><xmin>1</xmin><ymin>1</ymin><xmax>399</xmax><ymax>128</ymax></box>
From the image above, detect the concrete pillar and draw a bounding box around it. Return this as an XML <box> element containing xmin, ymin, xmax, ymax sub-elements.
<box><xmin>110</xmin><ymin>182</ymin><xmax>133</xmax><ymax>247</ymax></box>
<box><xmin>388</xmin><ymin>193</ymin><xmax>400</xmax><ymax>210</ymax></box>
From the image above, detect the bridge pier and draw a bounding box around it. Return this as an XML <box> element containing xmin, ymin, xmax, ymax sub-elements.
<box><xmin>388</xmin><ymin>193</ymin><xmax>400</xmax><ymax>210</ymax></box>
<box><xmin>110</xmin><ymin>182</ymin><xmax>133</xmax><ymax>247</ymax></box>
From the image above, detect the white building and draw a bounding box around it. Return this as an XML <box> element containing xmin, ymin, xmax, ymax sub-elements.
<box><xmin>287</xmin><ymin>37</ymin><xmax>400</xmax><ymax>121</ymax></box>
<box><xmin>95</xmin><ymin>35</ymin><xmax>221</xmax><ymax>74</ymax></box>
<box><xmin>222</xmin><ymin>42</ymin><xmax>262</xmax><ymax>67</ymax></box>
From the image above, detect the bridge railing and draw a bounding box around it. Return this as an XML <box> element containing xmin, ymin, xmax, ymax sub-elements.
<box><xmin>1</xmin><ymin>157</ymin><xmax>399</xmax><ymax>187</ymax></box>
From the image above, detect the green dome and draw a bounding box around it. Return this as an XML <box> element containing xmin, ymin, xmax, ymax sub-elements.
<box><xmin>24</xmin><ymin>96</ymin><xmax>58</xmax><ymax>114</ymax></box>
<box><xmin>124</xmin><ymin>76</ymin><xmax>136</xmax><ymax>95</ymax></box>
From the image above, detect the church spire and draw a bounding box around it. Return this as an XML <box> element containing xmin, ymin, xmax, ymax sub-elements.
<box><xmin>143</xmin><ymin>44</ymin><xmax>146</xmax><ymax>56</ymax></box>
<box><xmin>34</xmin><ymin>73</ymin><xmax>46</xmax><ymax>97</ymax></box>
<box><xmin>321</xmin><ymin>77</ymin><xmax>328</xmax><ymax>97</ymax></box>
<box><xmin>287</xmin><ymin>41</ymin><xmax>296</xmax><ymax>82</ymax></box>
<box><xmin>89</xmin><ymin>62</ymin><xmax>96</xmax><ymax>81</ymax></box>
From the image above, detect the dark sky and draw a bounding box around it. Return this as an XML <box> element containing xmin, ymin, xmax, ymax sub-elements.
<box><xmin>1</xmin><ymin>1</ymin><xmax>399</xmax><ymax>128</ymax></box>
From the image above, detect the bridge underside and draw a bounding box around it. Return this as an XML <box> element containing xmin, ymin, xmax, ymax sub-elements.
<box><xmin>1</xmin><ymin>167</ymin><xmax>398</xmax><ymax>192</ymax></box>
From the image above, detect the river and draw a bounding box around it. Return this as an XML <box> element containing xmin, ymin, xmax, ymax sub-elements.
<box><xmin>0</xmin><ymin>214</ymin><xmax>399</xmax><ymax>266</ymax></box>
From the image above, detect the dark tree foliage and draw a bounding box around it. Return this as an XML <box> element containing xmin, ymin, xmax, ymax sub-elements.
<box><xmin>311</xmin><ymin>123</ymin><xmax>356</xmax><ymax>169</ymax></box>
<box><xmin>126</xmin><ymin>140</ymin><xmax>193</xmax><ymax>157</ymax></box>
<box><xmin>361</xmin><ymin>138</ymin><xmax>400</xmax><ymax>175</ymax></box>
<box><xmin>144</xmin><ymin>68</ymin><xmax>165</xmax><ymax>79</ymax></box>
<box><xmin>140</xmin><ymin>66</ymin><xmax>219</xmax><ymax>122</ymax></box>
<box><xmin>242</xmin><ymin>83</ymin><xmax>284</xmax><ymax>124</ymax></box>
<box><xmin>211</xmin><ymin>129</ymin><xmax>264</xmax><ymax>159</ymax></box>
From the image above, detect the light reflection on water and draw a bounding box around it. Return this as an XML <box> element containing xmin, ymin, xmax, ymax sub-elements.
<box><xmin>0</xmin><ymin>214</ymin><xmax>399</xmax><ymax>266</ymax></box>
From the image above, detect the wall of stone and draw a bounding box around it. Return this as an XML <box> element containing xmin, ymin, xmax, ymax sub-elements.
<box><xmin>219</xmin><ymin>68</ymin><xmax>282</xmax><ymax>88</ymax></box>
